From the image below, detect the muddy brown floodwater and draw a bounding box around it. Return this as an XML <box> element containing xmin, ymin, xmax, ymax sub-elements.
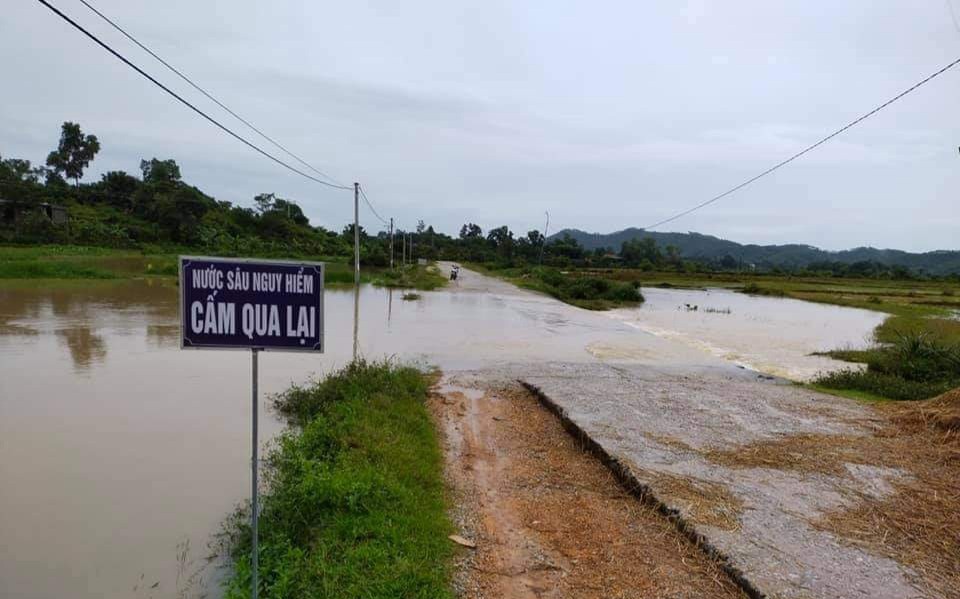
<box><xmin>0</xmin><ymin>268</ymin><xmax>884</xmax><ymax>598</ymax></box>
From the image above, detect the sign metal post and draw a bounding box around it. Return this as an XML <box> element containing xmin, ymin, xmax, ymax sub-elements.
<box><xmin>178</xmin><ymin>256</ymin><xmax>325</xmax><ymax>599</ymax></box>
<box><xmin>251</xmin><ymin>348</ymin><xmax>259</xmax><ymax>599</ymax></box>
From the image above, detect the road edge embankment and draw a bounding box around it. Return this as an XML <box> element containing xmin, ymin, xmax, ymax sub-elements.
<box><xmin>519</xmin><ymin>380</ymin><xmax>765</xmax><ymax>599</ymax></box>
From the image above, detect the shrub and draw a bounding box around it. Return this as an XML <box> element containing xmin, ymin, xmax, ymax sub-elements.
<box><xmin>815</xmin><ymin>369</ymin><xmax>955</xmax><ymax>401</ymax></box>
<box><xmin>816</xmin><ymin>332</ymin><xmax>960</xmax><ymax>400</ymax></box>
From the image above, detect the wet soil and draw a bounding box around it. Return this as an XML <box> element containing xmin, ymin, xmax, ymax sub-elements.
<box><xmin>430</xmin><ymin>373</ymin><xmax>746</xmax><ymax>599</ymax></box>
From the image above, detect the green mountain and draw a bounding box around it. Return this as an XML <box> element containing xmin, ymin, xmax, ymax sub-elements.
<box><xmin>550</xmin><ymin>227</ymin><xmax>960</xmax><ymax>275</ymax></box>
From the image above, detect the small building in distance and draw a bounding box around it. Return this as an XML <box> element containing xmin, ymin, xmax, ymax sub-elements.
<box><xmin>0</xmin><ymin>199</ymin><xmax>68</xmax><ymax>226</ymax></box>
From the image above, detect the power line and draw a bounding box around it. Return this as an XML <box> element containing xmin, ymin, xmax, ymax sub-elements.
<box><xmin>35</xmin><ymin>0</ymin><xmax>353</xmax><ymax>191</ymax></box>
<box><xmin>644</xmin><ymin>55</ymin><xmax>960</xmax><ymax>231</ymax></box>
<box><xmin>358</xmin><ymin>184</ymin><xmax>389</xmax><ymax>225</ymax></box>
<box><xmin>77</xmin><ymin>0</ymin><xmax>348</xmax><ymax>190</ymax></box>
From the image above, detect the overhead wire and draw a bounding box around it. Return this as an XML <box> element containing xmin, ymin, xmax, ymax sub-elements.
<box><xmin>45</xmin><ymin>0</ymin><xmax>954</xmax><ymax>235</ymax></box>
<box><xmin>76</xmin><ymin>0</ymin><xmax>348</xmax><ymax>190</ymax></box>
<box><xmin>643</xmin><ymin>55</ymin><xmax>960</xmax><ymax>231</ymax></box>
<box><xmin>358</xmin><ymin>184</ymin><xmax>389</xmax><ymax>226</ymax></box>
<box><xmin>34</xmin><ymin>0</ymin><xmax>353</xmax><ymax>191</ymax></box>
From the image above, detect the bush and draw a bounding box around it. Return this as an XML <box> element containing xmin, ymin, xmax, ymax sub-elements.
<box><xmin>816</xmin><ymin>332</ymin><xmax>960</xmax><ymax>400</ymax></box>
<box><xmin>815</xmin><ymin>369</ymin><xmax>955</xmax><ymax>401</ymax></box>
<box><xmin>874</xmin><ymin>332</ymin><xmax>960</xmax><ymax>383</ymax></box>
<box><xmin>529</xmin><ymin>268</ymin><xmax>642</xmax><ymax>306</ymax></box>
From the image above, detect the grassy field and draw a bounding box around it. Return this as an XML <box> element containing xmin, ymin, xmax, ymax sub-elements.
<box><xmin>0</xmin><ymin>245</ymin><xmax>446</xmax><ymax>290</ymax></box>
<box><xmin>223</xmin><ymin>361</ymin><xmax>453</xmax><ymax>599</ymax></box>
<box><xmin>467</xmin><ymin>263</ymin><xmax>644</xmax><ymax>310</ymax></box>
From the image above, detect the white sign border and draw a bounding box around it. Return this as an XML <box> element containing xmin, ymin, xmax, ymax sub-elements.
<box><xmin>178</xmin><ymin>255</ymin><xmax>325</xmax><ymax>353</ymax></box>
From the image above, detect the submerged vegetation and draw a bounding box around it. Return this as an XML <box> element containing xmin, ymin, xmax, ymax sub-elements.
<box><xmin>223</xmin><ymin>361</ymin><xmax>453</xmax><ymax>598</ymax></box>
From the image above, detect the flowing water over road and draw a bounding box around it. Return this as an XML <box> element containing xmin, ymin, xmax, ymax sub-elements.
<box><xmin>0</xmin><ymin>268</ymin><xmax>884</xmax><ymax>598</ymax></box>
<box><xmin>608</xmin><ymin>287</ymin><xmax>885</xmax><ymax>381</ymax></box>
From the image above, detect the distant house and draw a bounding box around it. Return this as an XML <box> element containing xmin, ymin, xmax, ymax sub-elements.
<box><xmin>0</xmin><ymin>199</ymin><xmax>68</xmax><ymax>226</ymax></box>
<box><xmin>596</xmin><ymin>253</ymin><xmax>624</xmax><ymax>267</ymax></box>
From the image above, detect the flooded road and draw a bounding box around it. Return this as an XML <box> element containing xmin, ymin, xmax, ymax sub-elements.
<box><xmin>0</xmin><ymin>269</ymin><xmax>884</xmax><ymax>598</ymax></box>
<box><xmin>609</xmin><ymin>287</ymin><xmax>886</xmax><ymax>381</ymax></box>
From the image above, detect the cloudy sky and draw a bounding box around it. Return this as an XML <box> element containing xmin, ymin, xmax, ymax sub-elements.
<box><xmin>2</xmin><ymin>1</ymin><xmax>958</xmax><ymax>251</ymax></box>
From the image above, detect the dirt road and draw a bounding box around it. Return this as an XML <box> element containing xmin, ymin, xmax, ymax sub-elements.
<box><xmin>431</xmin><ymin>374</ymin><xmax>746</xmax><ymax>599</ymax></box>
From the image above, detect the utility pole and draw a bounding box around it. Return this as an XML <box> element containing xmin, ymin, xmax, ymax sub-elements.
<box><xmin>353</xmin><ymin>183</ymin><xmax>360</xmax><ymax>286</ymax></box>
<box><xmin>539</xmin><ymin>211</ymin><xmax>550</xmax><ymax>265</ymax></box>
<box><xmin>402</xmin><ymin>232</ymin><xmax>406</xmax><ymax>266</ymax></box>
<box><xmin>389</xmin><ymin>217</ymin><xmax>395</xmax><ymax>270</ymax></box>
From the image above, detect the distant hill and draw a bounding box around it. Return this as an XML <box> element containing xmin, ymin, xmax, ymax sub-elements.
<box><xmin>549</xmin><ymin>227</ymin><xmax>960</xmax><ymax>275</ymax></box>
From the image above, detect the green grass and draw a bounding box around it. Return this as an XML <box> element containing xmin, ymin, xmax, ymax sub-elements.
<box><xmin>0</xmin><ymin>259</ymin><xmax>117</xmax><ymax>279</ymax></box>
<box><xmin>223</xmin><ymin>361</ymin><xmax>453</xmax><ymax>599</ymax></box>
<box><xmin>805</xmin><ymin>383</ymin><xmax>893</xmax><ymax>404</ymax></box>
<box><xmin>814</xmin><ymin>332</ymin><xmax>960</xmax><ymax>401</ymax></box>
<box><xmin>0</xmin><ymin>245</ymin><xmax>385</xmax><ymax>286</ymax></box>
<box><xmin>371</xmin><ymin>264</ymin><xmax>447</xmax><ymax>291</ymax></box>
<box><xmin>741</xmin><ymin>282</ymin><xmax>786</xmax><ymax>297</ymax></box>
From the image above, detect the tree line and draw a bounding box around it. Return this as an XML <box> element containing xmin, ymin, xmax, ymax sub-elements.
<box><xmin>1</xmin><ymin>121</ymin><xmax>950</xmax><ymax>280</ymax></box>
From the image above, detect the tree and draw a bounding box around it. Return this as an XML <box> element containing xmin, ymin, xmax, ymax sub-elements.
<box><xmin>459</xmin><ymin>223</ymin><xmax>483</xmax><ymax>239</ymax></box>
<box><xmin>0</xmin><ymin>155</ymin><xmax>47</xmax><ymax>204</ymax></box>
<box><xmin>486</xmin><ymin>225</ymin><xmax>513</xmax><ymax>247</ymax></box>
<box><xmin>718</xmin><ymin>254</ymin><xmax>738</xmax><ymax>270</ymax></box>
<box><xmin>665</xmin><ymin>244</ymin><xmax>680</xmax><ymax>263</ymax></box>
<box><xmin>46</xmin><ymin>122</ymin><xmax>100</xmax><ymax>187</ymax></box>
<box><xmin>0</xmin><ymin>157</ymin><xmax>41</xmax><ymax>184</ymax></box>
<box><xmin>342</xmin><ymin>223</ymin><xmax>367</xmax><ymax>240</ymax></box>
<box><xmin>273</xmin><ymin>198</ymin><xmax>308</xmax><ymax>226</ymax></box>
<box><xmin>621</xmin><ymin>237</ymin><xmax>662</xmax><ymax>266</ymax></box>
<box><xmin>98</xmin><ymin>171</ymin><xmax>140</xmax><ymax>211</ymax></box>
<box><xmin>140</xmin><ymin>158</ymin><xmax>181</xmax><ymax>185</ymax></box>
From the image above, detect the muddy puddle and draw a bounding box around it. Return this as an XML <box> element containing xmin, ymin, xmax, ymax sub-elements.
<box><xmin>0</xmin><ymin>273</ymin><xmax>883</xmax><ymax>598</ymax></box>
